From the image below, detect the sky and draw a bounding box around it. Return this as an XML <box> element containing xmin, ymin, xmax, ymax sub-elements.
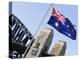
<box><xmin>10</xmin><ymin>1</ymin><xmax>78</xmax><ymax>56</ymax></box>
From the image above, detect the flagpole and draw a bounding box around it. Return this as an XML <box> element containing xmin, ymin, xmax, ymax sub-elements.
<box><xmin>34</xmin><ymin>4</ymin><xmax>53</xmax><ymax>40</ymax></box>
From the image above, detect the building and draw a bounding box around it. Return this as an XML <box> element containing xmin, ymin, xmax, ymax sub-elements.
<box><xmin>50</xmin><ymin>40</ymin><xmax>67</xmax><ymax>56</ymax></box>
<box><xmin>25</xmin><ymin>28</ymin><xmax>53</xmax><ymax>57</ymax></box>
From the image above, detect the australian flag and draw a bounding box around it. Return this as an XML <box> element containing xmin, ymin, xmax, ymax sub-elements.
<box><xmin>47</xmin><ymin>8</ymin><xmax>76</xmax><ymax>40</ymax></box>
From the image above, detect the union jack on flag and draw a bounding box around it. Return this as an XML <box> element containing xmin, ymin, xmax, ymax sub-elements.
<box><xmin>47</xmin><ymin>8</ymin><xmax>76</xmax><ymax>40</ymax></box>
<box><xmin>52</xmin><ymin>8</ymin><xmax>66</xmax><ymax>25</ymax></box>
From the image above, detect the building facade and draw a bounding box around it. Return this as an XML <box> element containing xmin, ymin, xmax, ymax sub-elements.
<box><xmin>50</xmin><ymin>40</ymin><xmax>67</xmax><ymax>56</ymax></box>
<box><xmin>26</xmin><ymin>28</ymin><xmax>53</xmax><ymax>57</ymax></box>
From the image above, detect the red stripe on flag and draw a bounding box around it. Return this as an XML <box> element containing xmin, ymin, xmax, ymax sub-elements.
<box><xmin>52</xmin><ymin>8</ymin><xmax>65</xmax><ymax>24</ymax></box>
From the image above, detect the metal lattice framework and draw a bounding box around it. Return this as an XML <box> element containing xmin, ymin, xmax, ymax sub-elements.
<box><xmin>9</xmin><ymin>14</ymin><xmax>34</xmax><ymax>58</ymax></box>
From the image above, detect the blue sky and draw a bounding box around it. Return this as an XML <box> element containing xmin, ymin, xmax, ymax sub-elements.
<box><xmin>11</xmin><ymin>1</ymin><xmax>78</xmax><ymax>56</ymax></box>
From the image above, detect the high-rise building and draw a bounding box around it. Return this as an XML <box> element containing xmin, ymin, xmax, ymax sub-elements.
<box><xmin>50</xmin><ymin>40</ymin><xmax>67</xmax><ymax>56</ymax></box>
<box><xmin>26</xmin><ymin>28</ymin><xmax>53</xmax><ymax>57</ymax></box>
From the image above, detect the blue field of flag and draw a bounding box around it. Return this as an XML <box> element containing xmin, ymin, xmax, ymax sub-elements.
<box><xmin>47</xmin><ymin>8</ymin><xmax>76</xmax><ymax>40</ymax></box>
